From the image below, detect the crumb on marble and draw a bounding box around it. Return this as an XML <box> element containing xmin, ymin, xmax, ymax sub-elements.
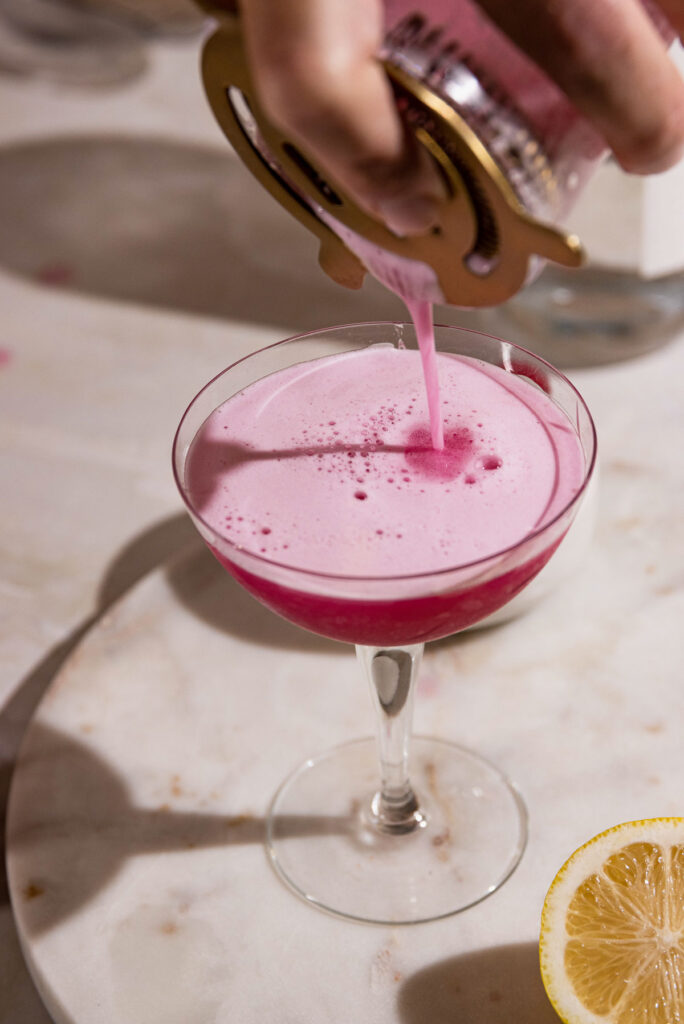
<box><xmin>425</xmin><ymin>761</ymin><xmax>438</xmax><ymax>799</ymax></box>
<box><xmin>615</xmin><ymin>516</ymin><xmax>643</xmax><ymax>531</ymax></box>
<box><xmin>431</xmin><ymin>828</ymin><xmax>450</xmax><ymax>847</ymax></box>
<box><xmin>23</xmin><ymin>883</ymin><xmax>44</xmax><ymax>901</ymax></box>
<box><xmin>608</xmin><ymin>459</ymin><xmax>649</xmax><ymax>477</ymax></box>
<box><xmin>226</xmin><ymin>814</ymin><xmax>254</xmax><ymax>828</ymax></box>
<box><xmin>654</xmin><ymin>583</ymin><xmax>678</xmax><ymax>597</ymax></box>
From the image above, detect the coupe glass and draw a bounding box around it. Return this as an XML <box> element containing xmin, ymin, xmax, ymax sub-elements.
<box><xmin>173</xmin><ymin>322</ymin><xmax>596</xmax><ymax>924</ymax></box>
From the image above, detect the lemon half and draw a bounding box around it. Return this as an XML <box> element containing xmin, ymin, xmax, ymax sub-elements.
<box><xmin>540</xmin><ymin>818</ymin><xmax>684</xmax><ymax>1023</ymax></box>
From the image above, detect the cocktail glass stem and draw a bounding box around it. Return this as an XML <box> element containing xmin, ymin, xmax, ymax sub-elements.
<box><xmin>357</xmin><ymin>644</ymin><xmax>427</xmax><ymax>835</ymax></box>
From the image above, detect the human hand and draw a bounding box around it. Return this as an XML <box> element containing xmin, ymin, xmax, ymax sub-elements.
<box><xmin>239</xmin><ymin>0</ymin><xmax>684</xmax><ymax>235</ymax></box>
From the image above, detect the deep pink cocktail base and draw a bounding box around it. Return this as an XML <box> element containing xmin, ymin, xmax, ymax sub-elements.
<box><xmin>210</xmin><ymin>537</ymin><xmax>562</xmax><ymax>646</ymax></box>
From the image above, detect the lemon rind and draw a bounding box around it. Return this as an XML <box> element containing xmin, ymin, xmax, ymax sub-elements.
<box><xmin>539</xmin><ymin>817</ymin><xmax>684</xmax><ymax>1024</ymax></box>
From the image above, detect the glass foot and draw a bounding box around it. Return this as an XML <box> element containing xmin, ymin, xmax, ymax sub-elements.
<box><xmin>266</xmin><ymin>737</ymin><xmax>527</xmax><ymax>924</ymax></box>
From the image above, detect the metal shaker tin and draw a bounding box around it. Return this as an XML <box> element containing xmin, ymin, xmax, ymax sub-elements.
<box><xmin>198</xmin><ymin>0</ymin><xmax>673</xmax><ymax>307</ymax></box>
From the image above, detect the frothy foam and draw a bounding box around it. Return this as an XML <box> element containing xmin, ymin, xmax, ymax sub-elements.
<box><xmin>186</xmin><ymin>346</ymin><xmax>584</xmax><ymax>577</ymax></box>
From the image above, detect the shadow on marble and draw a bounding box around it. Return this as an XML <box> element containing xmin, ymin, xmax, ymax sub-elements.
<box><xmin>97</xmin><ymin>509</ymin><xmax>333</xmax><ymax>659</ymax></box>
<box><xmin>9</xmin><ymin>723</ymin><xmax>350</xmax><ymax>937</ymax></box>
<box><xmin>1</xmin><ymin>513</ymin><xmax>341</xmax><ymax>909</ymax></box>
<box><xmin>0</xmin><ymin>515</ymin><xmax>191</xmax><ymax>912</ymax></box>
<box><xmin>96</xmin><ymin>510</ymin><xmax>198</xmax><ymax>608</ymax></box>
<box><xmin>162</xmin><ymin>533</ymin><xmax>344</xmax><ymax>653</ymax></box>
<box><xmin>98</xmin><ymin>509</ymin><xmax>343</xmax><ymax>653</ymax></box>
<box><xmin>398</xmin><ymin>941</ymin><xmax>557</xmax><ymax>1024</ymax></box>
<box><xmin>1</xmin><ymin>133</ymin><xmax>622</xmax><ymax>370</ymax></box>
<box><xmin>0</xmin><ymin>133</ymin><xmax>411</xmax><ymax>331</ymax></box>
<box><xmin>1</xmin><ymin>516</ymin><xmax>197</xmax><ymax>894</ymax></box>
<box><xmin>2</xmin><ymin>507</ymin><xmax>345</xmax><ymax>926</ymax></box>
<box><xmin>0</xmin><ymin>621</ymin><xmax>94</xmax><ymax>907</ymax></box>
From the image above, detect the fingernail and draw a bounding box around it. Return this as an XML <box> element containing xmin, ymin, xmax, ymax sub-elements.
<box><xmin>377</xmin><ymin>196</ymin><xmax>440</xmax><ymax>237</ymax></box>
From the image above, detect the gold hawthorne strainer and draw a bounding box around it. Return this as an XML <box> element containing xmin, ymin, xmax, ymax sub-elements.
<box><xmin>196</xmin><ymin>2</ymin><xmax>584</xmax><ymax>306</ymax></box>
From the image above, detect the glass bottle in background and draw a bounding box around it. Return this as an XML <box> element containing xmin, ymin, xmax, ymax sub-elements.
<box><xmin>0</xmin><ymin>0</ymin><xmax>145</xmax><ymax>86</ymax></box>
<box><xmin>487</xmin><ymin>41</ymin><xmax>684</xmax><ymax>369</ymax></box>
<box><xmin>0</xmin><ymin>0</ymin><xmax>204</xmax><ymax>88</ymax></box>
<box><xmin>488</xmin><ymin>151</ymin><xmax>684</xmax><ymax>369</ymax></box>
<box><xmin>76</xmin><ymin>0</ymin><xmax>204</xmax><ymax>38</ymax></box>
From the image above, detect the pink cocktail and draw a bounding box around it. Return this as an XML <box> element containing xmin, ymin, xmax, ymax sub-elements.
<box><xmin>173</xmin><ymin>322</ymin><xmax>596</xmax><ymax>923</ymax></box>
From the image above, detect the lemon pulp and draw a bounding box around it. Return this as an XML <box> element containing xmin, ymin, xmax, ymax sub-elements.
<box><xmin>541</xmin><ymin>820</ymin><xmax>684</xmax><ymax>1024</ymax></box>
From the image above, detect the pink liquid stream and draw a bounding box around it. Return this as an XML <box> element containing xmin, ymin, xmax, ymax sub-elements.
<box><xmin>315</xmin><ymin>210</ymin><xmax>445</xmax><ymax>449</ymax></box>
<box><xmin>405</xmin><ymin>299</ymin><xmax>444</xmax><ymax>451</ymax></box>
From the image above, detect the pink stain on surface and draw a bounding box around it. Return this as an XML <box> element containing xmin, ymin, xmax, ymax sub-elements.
<box><xmin>417</xmin><ymin>671</ymin><xmax>441</xmax><ymax>698</ymax></box>
<box><xmin>34</xmin><ymin>263</ymin><xmax>74</xmax><ymax>287</ymax></box>
<box><xmin>0</xmin><ymin>348</ymin><xmax>12</xmax><ymax>368</ymax></box>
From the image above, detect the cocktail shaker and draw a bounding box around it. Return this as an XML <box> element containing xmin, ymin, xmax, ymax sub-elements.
<box><xmin>197</xmin><ymin>0</ymin><xmax>673</xmax><ymax>306</ymax></box>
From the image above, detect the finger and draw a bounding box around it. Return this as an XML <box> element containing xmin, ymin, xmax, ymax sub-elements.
<box><xmin>240</xmin><ymin>0</ymin><xmax>446</xmax><ymax>235</ymax></box>
<box><xmin>478</xmin><ymin>0</ymin><xmax>684</xmax><ymax>173</ymax></box>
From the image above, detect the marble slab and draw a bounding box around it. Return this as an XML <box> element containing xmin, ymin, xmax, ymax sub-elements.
<box><xmin>1</xmin><ymin>22</ymin><xmax>683</xmax><ymax>1024</ymax></box>
<box><xmin>7</xmin><ymin>478</ymin><xmax>684</xmax><ymax>1024</ymax></box>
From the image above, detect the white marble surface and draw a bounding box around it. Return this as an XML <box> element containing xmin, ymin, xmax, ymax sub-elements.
<box><xmin>0</xmin><ymin>34</ymin><xmax>408</xmax><ymax>1023</ymax></box>
<box><xmin>0</xmin><ymin>25</ymin><xmax>683</xmax><ymax>1024</ymax></box>
<box><xmin>7</xmin><ymin>473</ymin><xmax>684</xmax><ymax>1023</ymax></box>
